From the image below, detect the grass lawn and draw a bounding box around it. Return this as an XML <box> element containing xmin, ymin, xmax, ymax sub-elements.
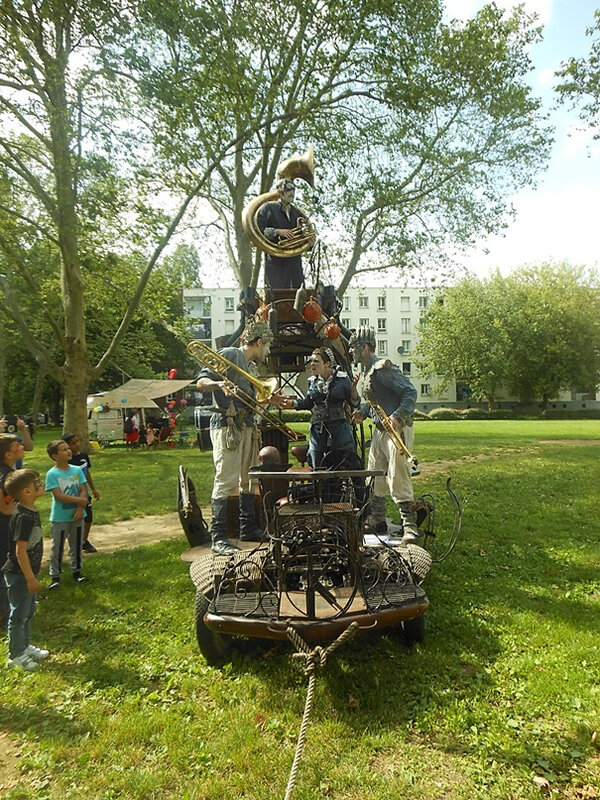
<box><xmin>2</xmin><ymin>421</ymin><xmax>599</xmax><ymax>798</ymax></box>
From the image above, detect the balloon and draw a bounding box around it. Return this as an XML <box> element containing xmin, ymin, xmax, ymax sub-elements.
<box><xmin>97</xmin><ymin>405</ymin><xmax>104</xmax><ymax>412</ymax></box>
<box><xmin>180</xmin><ymin>398</ymin><xmax>188</xmax><ymax>405</ymax></box>
<box><xmin>93</xmin><ymin>406</ymin><xmax>100</xmax><ymax>413</ymax></box>
<box><xmin>121</xmin><ymin>397</ymin><xmax>127</xmax><ymax>403</ymax></box>
<box><xmin>168</xmin><ymin>368</ymin><xmax>178</xmax><ymax>379</ymax></box>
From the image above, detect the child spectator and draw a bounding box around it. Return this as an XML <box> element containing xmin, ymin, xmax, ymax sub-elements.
<box><xmin>63</xmin><ymin>434</ymin><xmax>100</xmax><ymax>554</ymax></box>
<box><xmin>0</xmin><ymin>434</ymin><xmax>25</xmax><ymax>630</ymax></box>
<box><xmin>145</xmin><ymin>423</ymin><xmax>155</xmax><ymax>449</ymax></box>
<box><xmin>45</xmin><ymin>440</ymin><xmax>89</xmax><ymax>589</ymax></box>
<box><xmin>2</xmin><ymin>469</ymin><xmax>48</xmax><ymax>671</ymax></box>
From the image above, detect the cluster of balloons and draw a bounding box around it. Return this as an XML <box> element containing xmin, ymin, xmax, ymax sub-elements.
<box><xmin>92</xmin><ymin>405</ymin><xmax>104</xmax><ymax>413</ymax></box>
<box><xmin>167</xmin><ymin>398</ymin><xmax>188</xmax><ymax>409</ymax></box>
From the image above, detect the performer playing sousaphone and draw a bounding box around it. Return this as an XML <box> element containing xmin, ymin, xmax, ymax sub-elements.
<box><xmin>195</xmin><ymin>316</ymin><xmax>286</xmax><ymax>554</ymax></box>
<box><xmin>242</xmin><ymin>147</ymin><xmax>316</xmax><ymax>290</ymax></box>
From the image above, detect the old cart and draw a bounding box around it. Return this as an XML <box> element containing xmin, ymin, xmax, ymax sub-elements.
<box><xmin>185</xmin><ymin>467</ymin><xmax>462</xmax><ymax>665</ymax></box>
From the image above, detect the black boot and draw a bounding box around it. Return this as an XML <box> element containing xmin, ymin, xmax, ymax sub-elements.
<box><xmin>211</xmin><ymin>498</ymin><xmax>239</xmax><ymax>555</ymax></box>
<box><xmin>239</xmin><ymin>493</ymin><xmax>266</xmax><ymax>542</ymax></box>
<box><xmin>364</xmin><ymin>495</ymin><xmax>388</xmax><ymax>535</ymax></box>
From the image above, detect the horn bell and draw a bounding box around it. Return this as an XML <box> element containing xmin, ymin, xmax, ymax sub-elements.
<box><xmin>277</xmin><ymin>145</ymin><xmax>315</xmax><ymax>188</ymax></box>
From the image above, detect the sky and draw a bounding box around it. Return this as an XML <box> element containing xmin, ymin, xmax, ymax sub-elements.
<box><xmin>445</xmin><ymin>0</ymin><xmax>600</xmax><ymax>277</ymax></box>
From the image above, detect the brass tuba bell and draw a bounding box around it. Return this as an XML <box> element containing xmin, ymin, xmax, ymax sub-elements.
<box><xmin>241</xmin><ymin>146</ymin><xmax>316</xmax><ymax>258</ymax></box>
<box><xmin>277</xmin><ymin>145</ymin><xmax>315</xmax><ymax>188</ymax></box>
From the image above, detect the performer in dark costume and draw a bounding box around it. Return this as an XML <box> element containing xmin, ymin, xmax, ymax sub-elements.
<box><xmin>282</xmin><ymin>347</ymin><xmax>360</xmax><ymax>468</ymax></box>
<box><xmin>256</xmin><ymin>178</ymin><xmax>312</xmax><ymax>290</ymax></box>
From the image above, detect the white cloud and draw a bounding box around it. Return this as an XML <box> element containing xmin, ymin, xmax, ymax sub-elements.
<box><xmin>463</xmin><ymin>181</ymin><xmax>600</xmax><ymax>275</ymax></box>
<box><xmin>537</xmin><ymin>67</ymin><xmax>556</xmax><ymax>87</ymax></box>
<box><xmin>444</xmin><ymin>0</ymin><xmax>553</xmax><ymax>24</ymax></box>
<box><xmin>444</xmin><ymin>0</ymin><xmax>481</xmax><ymax>21</ymax></box>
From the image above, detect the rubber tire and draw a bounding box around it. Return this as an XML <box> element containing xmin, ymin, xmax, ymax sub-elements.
<box><xmin>194</xmin><ymin>591</ymin><xmax>234</xmax><ymax>665</ymax></box>
<box><xmin>403</xmin><ymin>614</ymin><xmax>425</xmax><ymax>646</ymax></box>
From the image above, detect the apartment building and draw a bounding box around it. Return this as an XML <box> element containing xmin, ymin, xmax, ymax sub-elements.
<box><xmin>183</xmin><ymin>286</ymin><xmax>454</xmax><ymax>408</ymax></box>
<box><xmin>183</xmin><ymin>287</ymin><xmax>598</xmax><ymax>410</ymax></box>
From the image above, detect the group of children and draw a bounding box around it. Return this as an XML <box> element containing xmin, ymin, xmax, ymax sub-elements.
<box><xmin>1</xmin><ymin>433</ymin><xmax>100</xmax><ymax>672</ymax></box>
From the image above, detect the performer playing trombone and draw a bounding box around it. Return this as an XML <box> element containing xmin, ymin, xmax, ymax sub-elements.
<box><xmin>196</xmin><ymin>317</ymin><xmax>284</xmax><ymax>554</ymax></box>
<box><xmin>350</xmin><ymin>326</ymin><xmax>420</xmax><ymax>543</ymax></box>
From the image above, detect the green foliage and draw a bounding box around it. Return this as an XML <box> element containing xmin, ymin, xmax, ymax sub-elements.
<box><xmin>414</xmin><ymin>272</ymin><xmax>513</xmax><ymax>408</ymax></box>
<box><xmin>427</xmin><ymin>407</ymin><xmax>461</xmax><ymax>420</ymax></box>
<box><xmin>555</xmin><ymin>9</ymin><xmax>600</xmax><ymax>134</ymax></box>
<box><xmin>457</xmin><ymin>408</ymin><xmax>491</xmax><ymax>420</ymax></box>
<box><xmin>503</xmin><ymin>263</ymin><xmax>600</xmax><ymax>407</ymax></box>
<box><xmin>415</xmin><ymin>263</ymin><xmax>600</xmax><ymax>410</ymax></box>
<box><xmin>542</xmin><ymin>408</ymin><xmax>600</xmax><ymax>420</ymax></box>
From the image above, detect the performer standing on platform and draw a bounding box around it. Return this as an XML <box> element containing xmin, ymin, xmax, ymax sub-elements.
<box><xmin>256</xmin><ymin>178</ymin><xmax>312</xmax><ymax>290</ymax></box>
<box><xmin>350</xmin><ymin>327</ymin><xmax>420</xmax><ymax>543</ymax></box>
<box><xmin>282</xmin><ymin>347</ymin><xmax>360</xmax><ymax>468</ymax></box>
<box><xmin>196</xmin><ymin>318</ymin><xmax>278</xmax><ymax>554</ymax></box>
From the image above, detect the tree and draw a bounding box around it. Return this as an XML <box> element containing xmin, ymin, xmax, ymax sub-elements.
<box><xmin>502</xmin><ymin>263</ymin><xmax>600</xmax><ymax>408</ymax></box>
<box><xmin>414</xmin><ymin>264</ymin><xmax>600</xmax><ymax>409</ymax></box>
<box><xmin>413</xmin><ymin>274</ymin><xmax>512</xmax><ymax>409</ymax></box>
<box><xmin>0</xmin><ymin>1</ymin><xmax>210</xmax><ymax>439</ymax></box>
<box><xmin>133</xmin><ymin>0</ymin><xmax>552</xmax><ymax>293</ymax></box>
<box><xmin>555</xmin><ymin>10</ymin><xmax>600</xmax><ymax>134</ymax></box>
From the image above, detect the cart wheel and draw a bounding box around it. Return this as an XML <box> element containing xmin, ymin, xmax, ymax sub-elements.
<box><xmin>403</xmin><ymin>615</ymin><xmax>425</xmax><ymax>646</ymax></box>
<box><xmin>194</xmin><ymin>592</ymin><xmax>233</xmax><ymax>665</ymax></box>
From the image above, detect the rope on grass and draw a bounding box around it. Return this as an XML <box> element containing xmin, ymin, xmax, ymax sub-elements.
<box><xmin>283</xmin><ymin>622</ymin><xmax>360</xmax><ymax>800</ymax></box>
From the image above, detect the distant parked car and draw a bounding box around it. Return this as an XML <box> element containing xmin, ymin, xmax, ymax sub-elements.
<box><xmin>27</xmin><ymin>412</ymin><xmax>48</xmax><ymax>426</ymax></box>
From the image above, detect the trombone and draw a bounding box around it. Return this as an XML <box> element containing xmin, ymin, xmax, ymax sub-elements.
<box><xmin>366</xmin><ymin>399</ymin><xmax>418</xmax><ymax>468</ymax></box>
<box><xmin>187</xmin><ymin>340</ymin><xmax>306</xmax><ymax>443</ymax></box>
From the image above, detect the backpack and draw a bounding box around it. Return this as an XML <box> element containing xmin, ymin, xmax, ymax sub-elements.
<box><xmin>124</xmin><ymin>416</ymin><xmax>134</xmax><ymax>434</ymax></box>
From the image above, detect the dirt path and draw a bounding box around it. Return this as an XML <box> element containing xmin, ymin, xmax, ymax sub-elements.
<box><xmin>40</xmin><ymin>511</ymin><xmax>188</xmax><ymax>566</ymax></box>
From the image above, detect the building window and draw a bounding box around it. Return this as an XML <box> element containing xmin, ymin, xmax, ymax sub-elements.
<box><xmin>377</xmin><ymin>318</ymin><xmax>387</xmax><ymax>332</ymax></box>
<box><xmin>421</xmin><ymin>384</ymin><xmax>431</xmax><ymax>396</ymax></box>
<box><xmin>224</xmin><ymin>319</ymin><xmax>235</xmax><ymax>333</ymax></box>
<box><xmin>341</xmin><ymin>318</ymin><xmax>351</xmax><ymax>329</ymax></box>
<box><xmin>402</xmin><ymin>340</ymin><xmax>411</xmax><ymax>353</ymax></box>
<box><xmin>198</xmin><ymin>296</ymin><xmax>212</xmax><ymax>316</ymax></box>
<box><xmin>225</xmin><ymin>297</ymin><xmax>235</xmax><ymax>312</ymax></box>
<box><xmin>400</xmin><ymin>296</ymin><xmax>410</xmax><ymax>311</ymax></box>
<box><xmin>377</xmin><ymin>295</ymin><xmax>386</xmax><ymax>311</ymax></box>
<box><xmin>401</xmin><ymin>318</ymin><xmax>411</xmax><ymax>333</ymax></box>
<box><xmin>378</xmin><ymin>340</ymin><xmax>388</xmax><ymax>356</ymax></box>
<box><xmin>402</xmin><ymin>362</ymin><xmax>411</xmax><ymax>374</ymax></box>
<box><xmin>419</xmin><ymin>296</ymin><xmax>428</xmax><ymax>309</ymax></box>
<box><xmin>343</xmin><ymin>296</ymin><xmax>351</xmax><ymax>311</ymax></box>
<box><xmin>359</xmin><ymin>317</ymin><xmax>369</xmax><ymax>327</ymax></box>
<box><xmin>359</xmin><ymin>296</ymin><xmax>369</xmax><ymax>309</ymax></box>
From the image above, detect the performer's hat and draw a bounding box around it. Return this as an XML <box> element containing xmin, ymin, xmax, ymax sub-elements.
<box><xmin>241</xmin><ymin>315</ymin><xmax>274</xmax><ymax>345</ymax></box>
<box><xmin>275</xmin><ymin>178</ymin><xmax>296</xmax><ymax>192</ymax></box>
<box><xmin>349</xmin><ymin>325</ymin><xmax>376</xmax><ymax>349</ymax></box>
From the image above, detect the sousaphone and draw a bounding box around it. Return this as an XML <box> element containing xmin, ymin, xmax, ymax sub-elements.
<box><xmin>242</xmin><ymin>146</ymin><xmax>316</xmax><ymax>258</ymax></box>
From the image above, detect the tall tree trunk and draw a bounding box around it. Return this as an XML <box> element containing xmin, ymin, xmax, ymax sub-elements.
<box><xmin>47</xmin><ymin>45</ymin><xmax>91</xmax><ymax>443</ymax></box>
<box><xmin>0</xmin><ymin>326</ymin><xmax>5</xmax><ymax>417</ymax></box>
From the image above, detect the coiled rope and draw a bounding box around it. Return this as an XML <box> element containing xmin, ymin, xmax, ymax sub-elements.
<box><xmin>283</xmin><ymin>622</ymin><xmax>360</xmax><ymax>800</ymax></box>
